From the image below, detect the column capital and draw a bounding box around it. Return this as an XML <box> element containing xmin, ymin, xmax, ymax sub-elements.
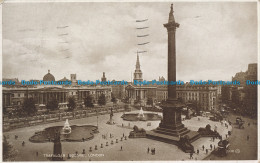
<box><xmin>164</xmin><ymin>22</ymin><xmax>180</xmax><ymax>31</ymax></box>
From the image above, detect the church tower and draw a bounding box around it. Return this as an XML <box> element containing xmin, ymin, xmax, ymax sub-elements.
<box><xmin>133</xmin><ymin>54</ymin><xmax>143</xmax><ymax>82</ymax></box>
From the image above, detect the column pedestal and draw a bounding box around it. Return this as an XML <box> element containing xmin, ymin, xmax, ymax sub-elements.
<box><xmin>146</xmin><ymin>100</ymin><xmax>200</xmax><ymax>152</ymax></box>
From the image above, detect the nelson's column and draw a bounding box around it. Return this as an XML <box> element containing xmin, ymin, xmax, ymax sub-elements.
<box><xmin>146</xmin><ymin>4</ymin><xmax>200</xmax><ymax>147</ymax></box>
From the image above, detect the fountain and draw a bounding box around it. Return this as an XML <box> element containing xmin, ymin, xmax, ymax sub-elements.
<box><xmin>61</xmin><ymin>119</ymin><xmax>71</xmax><ymax>134</ymax></box>
<box><xmin>138</xmin><ymin>107</ymin><xmax>145</xmax><ymax>118</ymax></box>
<box><xmin>29</xmin><ymin>119</ymin><xmax>98</xmax><ymax>142</ymax></box>
<box><xmin>121</xmin><ymin>107</ymin><xmax>162</xmax><ymax>121</ymax></box>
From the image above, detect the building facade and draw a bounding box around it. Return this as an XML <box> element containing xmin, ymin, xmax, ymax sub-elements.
<box><xmin>156</xmin><ymin>83</ymin><xmax>218</xmax><ymax>111</ymax></box>
<box><xmin>2</xmin><ymin>71</ymin><xmax>112</xmax><ymax>112</ymax></box>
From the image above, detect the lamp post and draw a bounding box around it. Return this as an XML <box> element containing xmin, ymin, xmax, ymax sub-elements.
<box><xmin>96</xmin><ymin>109</ymin><xmax>99</xmax><ymax>128</ymax></box>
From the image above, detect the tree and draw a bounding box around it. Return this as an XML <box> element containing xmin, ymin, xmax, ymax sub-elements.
<box><xmin>188</xmin><ymin>100</ymin><xmax>201</xmax><ymax>115</ymax></box>
<box><xmin>123</xmin><ymin>96</ymin><xmax>129</xmax><ymax>103</ymax></box>
<box><xmin>231</xmin><ymin>87</ymin><xmax>240</xmax><ymax>107</ymax></box>
<box><xmin>3</xmin><ymin>107</ymin><xmax>8</xmax><ymax>115</ymax></box>
<box><xmin>3</xmin><ymin>136</ymin><xmax>17</xmax><ymax>161</ymax></box>
<box><xmin>147</xmin><ymin>98</ymin><xmax>153</xmax><ymax>106</ymax></box>
<box><xmin>111</xmin><ymin>94</ymin><xmax>117</xmax><ymax>106</ymax></box>
<box><xmin>46</xmin><ymin>99</ymin><xmax>59</xmax><ymax>111</ymax></box>
<box><xmin>221</xmin><ymin>85</ymin><xmax>231</xmax><ymax>104</ymax></box>
<box><xmin>84</xmin><ymin>95</ymin><xmax>94</xmax><ymax>108</ymax></box>
<box><xmin>134</xmin><ymin>96</ymin><xmax>141</xmax><ymax>105</ymax></box>
<box><xmin>68</xmin><ymin>97</ymin><xmax>76</xmax><ymax>111</ymax></box>
<box><xmin>22</xmin><ymin>98</ymin><xmax>37</xmax><ymax>115</ymax></box>
<box><xmin>177</xmin><ymin>97</ymin><xmax>184</xmax><ymax>103</ymax></box>
<box><xmin>98</xmin><ymin>94</ymin><xmax>106</xmax><ymax>106</ymax></box>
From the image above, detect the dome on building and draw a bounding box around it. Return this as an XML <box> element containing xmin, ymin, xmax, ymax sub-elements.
<box><xmin>43</xmin><ymin>70</ymin><xmax>55</xmax><ymax>81</ymax></box>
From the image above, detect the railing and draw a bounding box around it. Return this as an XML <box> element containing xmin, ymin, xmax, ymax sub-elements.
<box><xmin>3</xmin><ymin>106</ymin><xmax>125</xmax><ymax>132</ymax></box>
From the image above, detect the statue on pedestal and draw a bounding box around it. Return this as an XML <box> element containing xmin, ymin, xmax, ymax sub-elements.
<box><xmin>106</xmin><ymin>108</ymin><xmax>115</xmax><ymax>125</ymax></box>
<box><xmin>129</xmin><ymin>125</ymin><xmax>146</xmax><ymax>138</ymax></box>
<box><xmin>52</xmin><ymin>131</ymin><xmax>63</xmax><ymax>161</ymax></box>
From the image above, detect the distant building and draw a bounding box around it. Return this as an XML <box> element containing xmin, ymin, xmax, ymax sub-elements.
<box><xmin>101</xmin><ymin>72</ymin><xmax>107</xmax><ymax>82</ymax></box>
<box><xmin>229</xmin><ymin>63</ymin><xmax>257</xmax><ymax>116</ymax></box>
<box><xmin>126</xmin><ymin>55</ymin><xmax>156</xmax><ymax>105</ymax></box>
<box><xmin>232</xmin><ymin>71</ymin><xmax>246</xmax><ymax>86</ymax></box>
<box><xmin>157</xmin><ymin>83</ymin><xmax>218</xmax><ymax>111</ymax></box>
<box><xmin>126</xmin><ymin>56</ymin><xmax>218</xmax><ymax>110</ymax></box>
<box><xmin>244</xmin><ymin>63</ymin><xmax>257</xmax><ymax>115</ymax></box>
<box><xmin>2</xmin><ymin>70</ymin><xmax>112</xmax><ymax>112</ymax></box>
<box><xmin>221</xmin><ymin>85</ymin><xmax>232</xmax><ymax>104</ymax></box>
<box><xmin>43</xmin><ymin>70</ymin><xmax>55</xmax><ymax>81</ymax></box>
<box><xmin>111</xmin><ymin>80</ymin><xmax>126</xmax><ymax>100</ymax></box>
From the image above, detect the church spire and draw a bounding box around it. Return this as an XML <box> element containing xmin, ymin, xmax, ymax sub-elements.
<box><xmin>133</xmin><ymin>54</ymin><xmax>143</xmax><ymax>82</ymax></box>
<box><xmin>136</xmin><ymin>54</ymin><xmax>141</xmax><ymax>70</ymax></box>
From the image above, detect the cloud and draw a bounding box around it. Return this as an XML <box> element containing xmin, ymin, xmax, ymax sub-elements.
<box><xmin>2</xmin><ymin>2</ymin><xmax>257</xmax><ymax>82</ymax></box>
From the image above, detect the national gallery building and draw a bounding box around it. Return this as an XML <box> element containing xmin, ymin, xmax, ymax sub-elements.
<box><xmin>2</xmin><ymin>70</ymin><xmax>112</xmax><ymax>112</ymax></box>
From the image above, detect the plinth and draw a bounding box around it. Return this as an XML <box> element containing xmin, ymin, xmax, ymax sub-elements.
<box><xmin>146</xmin><ymin>100</ymin><xmax>200</xmax><ymax>145</ymax></box>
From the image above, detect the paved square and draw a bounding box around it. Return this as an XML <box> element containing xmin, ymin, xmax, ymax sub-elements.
<box><xmin>4</xmin><ymin>109</ymin><xmax>231</xmax><ymax>161</ymax></box>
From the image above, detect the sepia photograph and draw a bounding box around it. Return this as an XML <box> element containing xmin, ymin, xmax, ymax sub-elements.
<box><xmin>1</xmin><ymin>1</ymin><xmax>258</xmax><ymax>162</ymax></box>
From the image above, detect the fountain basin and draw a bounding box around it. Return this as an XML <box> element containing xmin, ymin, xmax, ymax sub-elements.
<box><xmin>29</xmin><ymin>125</ymin><xmax>98</xmax><ymax>143</ymax></box>
<box><xmin>121</xmin><ymin>113</ymin><xmax>162</xmax><ymax>121</ymax></box>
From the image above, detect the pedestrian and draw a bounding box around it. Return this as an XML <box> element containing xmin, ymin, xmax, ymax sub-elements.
<box><xmin>22</xmin><ymin>141</ymin><xmax>25</xmax><ymax>146</ymax></box>
<box><xmin>123</xmin><ymin>133</ymin><xmax>125</xmax><ymax>137</ymax></box>
<box><xmin>121</xmin><ymin>146</ymin><xmax>123</xmax><ymax>151</ymax></box>
<box><xmin>210</xmin><ymin>144</ymin><xmax>212</xmax><ymax>150</ymax></box>
<box><xmin>147</xmin><ymin>147</ymin><xmax>150</xmax><ymax>153</ymax></box>
<box><xmin>202</xmin><ymin>145</ymin><xmax>205</xmax><ymax>151</ymax></box>
<box><xmin>247</xmin><ymin>135</ymin><xmax>249</xmax><ymax>141</ymax></box>
<box><xmin>190</xmin><ymin>152</ymin><xmax>193</xmax><ymax>159</ymax></box>
<box><xmin>206</xmin><ymin>149</ymin><xmax>208</xmax><ymax>154</ymax></box>
<box><xmin>197</xmin><ymin>149</ymin><xmax>199</xmax><ymax>154</ymax></box>
<box><xmin>36</xmin><ymin>151</ymin><xmax>38</xmax><ymax>156</ymax></box>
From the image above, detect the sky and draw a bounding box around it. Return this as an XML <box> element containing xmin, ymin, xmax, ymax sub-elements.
<box><xmin>2</xmin><ymin>2</ymin><xmax>258</xmax><ymax>82</ymax></box>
